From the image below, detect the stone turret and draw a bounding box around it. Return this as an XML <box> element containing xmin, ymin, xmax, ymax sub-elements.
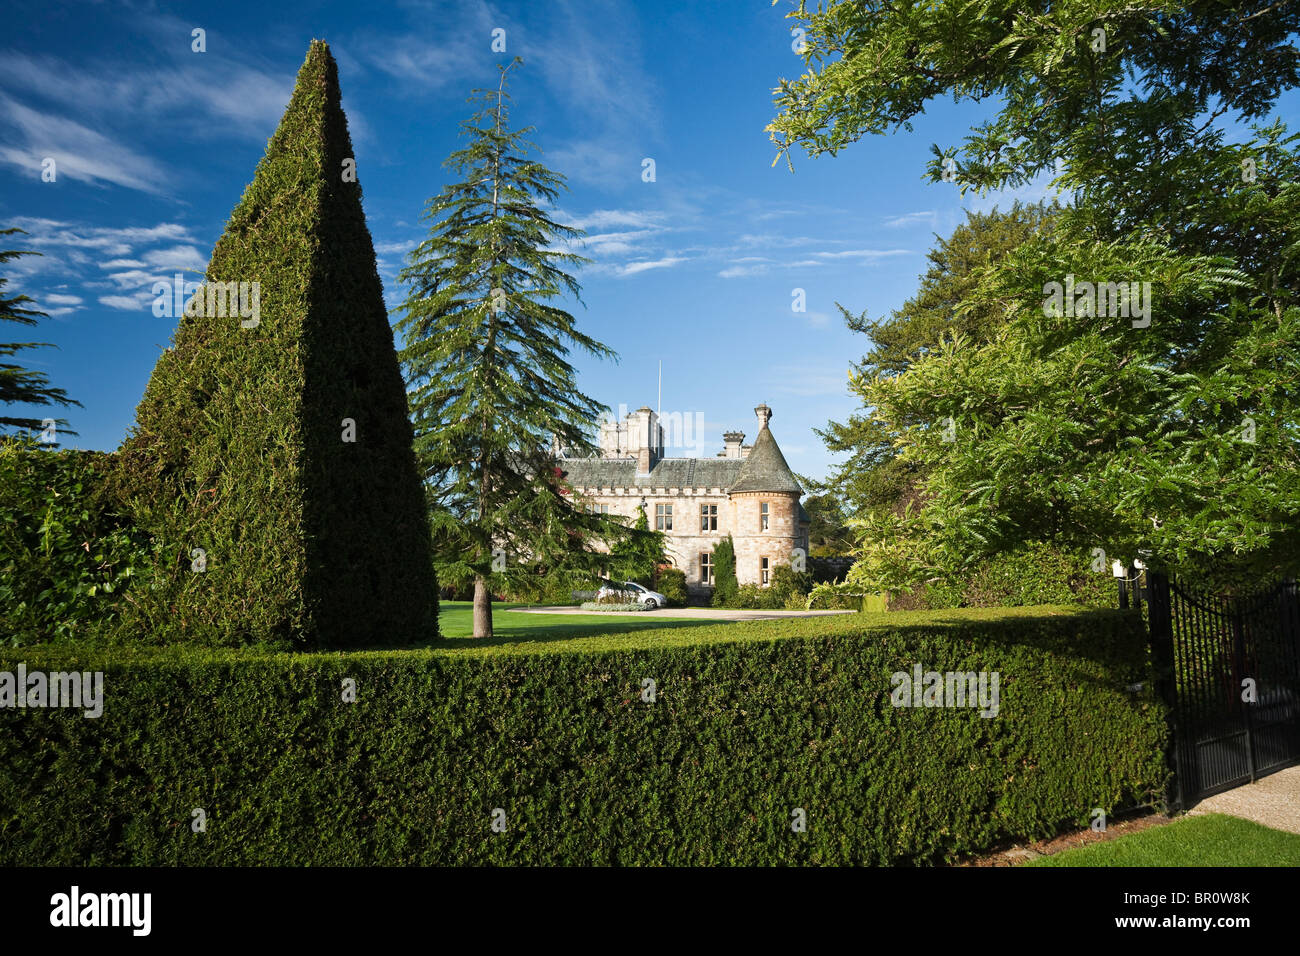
<box><xmin>727</xmin><ymin>404</ymin><xmax>804</xmax><ymax>585</ymax></box>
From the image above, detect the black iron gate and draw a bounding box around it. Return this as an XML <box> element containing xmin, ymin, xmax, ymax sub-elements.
<box><xmin>1147</xmin><ymin>572</ymin><xmax>1300</xmax><ymax>809</ymax></box>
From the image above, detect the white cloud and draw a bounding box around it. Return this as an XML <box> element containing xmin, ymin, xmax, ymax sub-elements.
<box><xmin>619</xmin><ymin>257</ymin><xmax>687</xmax><ymax>276</ymax></box>
<box><xmin>883</xmin><ymin>211</ymin><xmax>936</xmax><ymax>228</ymax></box>
<box><xmin>357</xmin><ymin>34</ymin><xmax>483</xmax><ymax>91</ymax></box>
<box><xmin>0</xmin><ymin>51</ymin><xmax>293</xmax><ymax>143</ymax></box>
<box><xmin>0</xmin><ymin>93</ymin><xmax>171</xmax><ymax>193</ymax></box>
<box><xmin>373</xmin><ymin>240</ymin><xmax>417</xmax><ymax>256</ymax></box>
<box><xmin>546</xmin><ymin>140</ymin><xmax>641</xmax><ymax>190</ymax></box>
<box><xmin>813</xmin><ymin>249</ymin><xmax>911</xmax><ymax>260</ymax></box>
<box><xmin>6</xmin><ymin>218</ymin><xmax>207</xmax><ymax>312</ymax></box>
<box><xmin>104</xmin><ymin>269</ymin><xmax>159</xmax><ymax>291</ymax></box>
<box><xmin>98</xmin><ymin>293</ymin><xmax>152</xmax><ymax>311</ymax></box>
<box><xmin>565</xmin><ymin>209</ymin><xmax>665</xmax><ymax>231</ymax></box>
<box><xmin>142</xmin><ymin>245</ymin><xmax>207</xmax><ymax>271</ymax></box>
<box><xmin>12</xmin><ymin>219</ymin><xmax>195</xmax><ymax>257</ymax></box>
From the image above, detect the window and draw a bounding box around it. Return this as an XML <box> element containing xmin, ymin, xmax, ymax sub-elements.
<box><xmin>700</xmin><ymin>553</ymin><xmax>713</xmax><ymax>585</ymax></box>
<box><xmin>655</xmin><ymin>503</ymin><xmax>673</xmax><ymax>531</ymax></box>
<box><xmin>760</xmin><ymin>501</ymin><xmax>770</xmax><ymax>531</ymax></box>
<box><xmin>586</xmin><ymin>503</ymin><xmax>610</xmax><ymax>516</ymax></box>
<box><xmin>760</xmin><ymin>556</ymin><xmax>770</xmax><ymax>586</ymax></box>
<box><xmin>700</xmin><ymin>504</ymin><xmax>718</xmax><ymax>531</ymax></box>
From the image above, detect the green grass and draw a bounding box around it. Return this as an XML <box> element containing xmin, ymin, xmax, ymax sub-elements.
<box><xmin>434</xmin><ymin>600</ymin><xmax>715</xmax><ymax>645</ymax></box>
<box><xmin>4</xmin><ymin>603</ymin><xmax>1105</xmax><ymax>662</ymax></box>
<box><xmin>7</xmin><ymin>605</ymin><xmax>1113</xmax><ymax>665</ymax></box>
<box><xmin>1027</xmin><ymin>813</ymin><xmax>1300</xmax><ymax>866</ymax></box>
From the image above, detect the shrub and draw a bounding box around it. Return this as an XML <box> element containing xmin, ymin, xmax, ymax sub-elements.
<box><xmin>0</xmin><ymin>606</ymin><xmax>1167</xmax><ymax>865</ymax></box>
<box><xmin>732</xmin><ymin>583</ymin><xmax>762</xmax><ymax>609</ymax></box>
<box><xmin>710</xmin><ymin>535</ymin><xmax>739</xmax><ymax>607</ymax></box>
<box><xmin>891</xmin><ymin>543</ymin><xmax>1116</xmax><ymax>611</ymax></box>
<box><xmin>0</xmin><ymin>440</ymin><xmax>150</xmax><ymax>646</ymax></box>
<box><xmin>770</xmin><ymin>564</ymin><xmax>812</xmax><ymax>606</ymax></box>
<box><xmin>783</xmin><ymin>591</ymin><xmax>809</xmax><ymax>610</ymax></box>
<box><xmin>716</xmin><ymin>568</ymin><xmax>804</xmax><ymax>610</ymax></box>
<box><xmin>656</xmin><ymin>568</ymin><xmax>688</xmax><ymax>607</ymax></box>
<box><xmin>113</xmin><ymin>42</ymin><xmax>436</xmax><ymax>650</ymax></box>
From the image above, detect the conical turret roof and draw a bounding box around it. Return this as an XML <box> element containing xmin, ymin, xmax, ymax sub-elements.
<box><xmin>729</xmin><ymin>424</ymin><xmax>802</xmax><ymax>494</ymax></box>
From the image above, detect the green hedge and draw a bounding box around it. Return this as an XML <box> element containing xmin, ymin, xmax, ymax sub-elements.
<box><xmin>0</xmin><ymin>440</ymin><xmax>150</xmax><ymax>646</ymax></box>
<box><xmin>893</xmin><ymin>543</ymin><xmax>1116</xmax><ymax>611</ymax></box>
<box><xmin>0</xmin><ymin>606</ymin><xmax>1167</xmax><ymax>865</ymax></box>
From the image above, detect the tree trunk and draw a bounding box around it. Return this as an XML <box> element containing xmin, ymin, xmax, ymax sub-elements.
<box><xmin>473</xmin><ymin>575</ymin><xmax>494</xmax><ymax>639</ymax></box>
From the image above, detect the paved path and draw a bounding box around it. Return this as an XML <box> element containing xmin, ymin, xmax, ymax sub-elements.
<box><xmin>512</xmin><ymin>606</ymin><xmax>856</xmax><ymax>621</ymax></box>
<box><xmin>1186</xmin><ymin>765</ymin><xmax>1300</xmax><ymax>835</ymax></box>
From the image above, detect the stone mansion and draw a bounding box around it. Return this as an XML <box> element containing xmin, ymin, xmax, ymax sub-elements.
<box><xmin>557</xmin><ymin>404</ymin><xmax>810</xmax><ymax>596</ymax></box>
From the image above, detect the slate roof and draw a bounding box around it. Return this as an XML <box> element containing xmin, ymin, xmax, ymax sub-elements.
<box><xmin>558</xmin><ymin>425</ymin><xmax>803</xmax><ymax>497</ymax></box>
<box><xmin>729</xmin><ymin>427</ymin><xmax>803</xmax><ymax>494</ymax></box>
<box><xmin>558</xmin><ymin>456</ymin><xmax>744</xmax><ymax>490</ymax></box>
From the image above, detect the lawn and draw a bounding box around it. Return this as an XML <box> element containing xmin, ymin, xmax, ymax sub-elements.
<box><xmin>1026</xmin><ymin>813</ymin><xmax>1300</xmax><ymax>866</ymax></box>
<box><xmin>436</xmin><ymin>600</ymin><xmax>718</xmax><ymax>645</ymax></box>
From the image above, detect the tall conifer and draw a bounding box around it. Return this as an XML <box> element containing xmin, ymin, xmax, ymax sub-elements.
<box><xmin>396</xmin><ymin>59</ymin><xmax>618</xmax><ymax>638</ymax></box>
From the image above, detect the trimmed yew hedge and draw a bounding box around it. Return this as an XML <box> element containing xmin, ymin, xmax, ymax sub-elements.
<box><xmin>115</xmin><ymin>41</ymin><xmax>436</xmax><ymax>649</ymax></box>
<box><xmin>0</xmin><ymin>607</ymin><xmax>1167</xmax><ymax>865</ymax></box>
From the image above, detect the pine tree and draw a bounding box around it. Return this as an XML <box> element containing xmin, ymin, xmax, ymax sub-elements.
<box><xmin>396</xmin><ymin>59</ymin><xmax>618</xmax><ymax>639</ymax></box>
<box><xmin>117</xmin><ymin>42</ymin><xmax>436</xmax><ymax>648</ymax></box>
<box><xmin>0</xmin><ymin>229</ymin><xmax>79</xmax><ymax>436</ymax></box>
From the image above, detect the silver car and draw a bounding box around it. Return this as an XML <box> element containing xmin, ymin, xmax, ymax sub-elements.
<box><xmin>596</xmin><ymin>580</ymin><xmax>668</xmax><ymax>609</ymax></box>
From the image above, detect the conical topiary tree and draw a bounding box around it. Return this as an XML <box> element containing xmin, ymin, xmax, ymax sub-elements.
<box><xmin>116</xmin><ymin>40</ymin><xmax>436</xmax><ymax>648</ymax></box>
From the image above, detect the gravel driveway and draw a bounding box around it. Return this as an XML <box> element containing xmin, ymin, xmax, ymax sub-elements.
<box><xmin>1186</xmin><ymin>765</ymin><xmax>1300</xmax><ymax>835</ymax></box>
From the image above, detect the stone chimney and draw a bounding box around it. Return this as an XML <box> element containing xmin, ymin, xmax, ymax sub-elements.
<box><xmin>632</xmin><ymin>406</ymin><xmax>660</xmax><ymax>476</ymax></box>
<box><xmin>722</xmin><ymin>430</ymin><xmax>745</xmax><ymax>459</ymax></box>
<box><xmin>755</xmin><ymin>404</ymin><xmax>772</xmax><ymax>430</ymax></box>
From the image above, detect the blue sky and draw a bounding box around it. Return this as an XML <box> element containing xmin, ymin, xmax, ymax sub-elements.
<box><xmin>5</xmin><ymin>1</ymin><xmax>1296</xmax><ymax>483</ymax></box>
